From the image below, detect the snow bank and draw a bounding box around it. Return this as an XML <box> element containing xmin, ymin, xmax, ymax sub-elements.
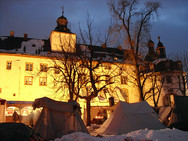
<box><xmin>54</xmin><ymin>128</ymin><xmax>188</xmax><ymax>141</ymax></box>
<box><xmin>125</xmin><ymin>128</ymin><xmax>188</xmax><ymax>141</ymax></box>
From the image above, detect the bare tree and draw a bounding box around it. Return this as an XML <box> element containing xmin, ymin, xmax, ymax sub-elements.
<box><xmin>108</xmin><ymin>0</ymin><xmax>160</xmax><ymax>101</ymax></box>
<box><xmin>47</xmin><ymin>52</ymin><xmax>85</xmax><ymax>102</ymax></box>
<box><xmin>78</xmin><ymin>12</ymin><xmax>122</xmax><ymax>126</ymax></box>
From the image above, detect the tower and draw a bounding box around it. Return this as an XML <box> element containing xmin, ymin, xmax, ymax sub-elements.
<box><xmin>156</xmin><ymin>36</ymin><xmax>166</xmax><ymax>58</ymax></box>
<box><xmin>144</xmin><ymin>39</ymin><xmax>158</xmax><ymax>62</ymax></box>
<box><xmin>49</xmin><ymin>8</ymin><xmax>76</xmax><ymax>53</ymax></box>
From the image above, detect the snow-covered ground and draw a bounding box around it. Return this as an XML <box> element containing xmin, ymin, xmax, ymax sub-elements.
<box><xmin>54</xmin><ymin>128</ymin><xmax>188</xmax><ymax>141</ymax></box>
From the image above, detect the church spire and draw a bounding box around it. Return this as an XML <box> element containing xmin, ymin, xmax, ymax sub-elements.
<box><xmin>144</xmin><ymin>39</ymin><xmax>158</xmax><ymax>62</ymax></box>
<box><xmin>156</xmin><ymin>36</ymin><xmax>166</xmax><ymax>58</ymax></box>
<box><xmin>61</xmin><ymin>6</ymin><xmax>64</xmax><ymax>16</ymax></box>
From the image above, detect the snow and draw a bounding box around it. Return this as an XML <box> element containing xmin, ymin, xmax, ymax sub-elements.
<box><xmin>153</xmin><ymin>58</ymin><xmax>167</xmax><ymax>64</ymax></box>
<box><xmin>54</xmin><ymin>128</ymin><xmax>188</xmax><ymax>141</ymax></box>
<box><xmin>0</xmin><ymin>37</ymin><xmax>8</xmax><ymax>40</ymax></box>
<box><xmin>19</xmin><ymin>39</ymin><xmax>44</xmax><ymax>54</ymax></box>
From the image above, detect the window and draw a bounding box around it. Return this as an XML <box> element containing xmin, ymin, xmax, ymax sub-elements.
<box><xmin>39</xmin><ymin>77</ymin><xmax>47</xmax><ymax>86</ymax></box>
<box><xmin>54</xmin><ymin>65</ymin><xmax>60</xmax><ymax>74</ymax></box>
<box><xmin>168</xmin><ymin>88</ymin><xmax>174</xmax><ymax>93</ymax></box>
<box><xmin>163</xmin><ymin>95</ymin><xmax>171</xmax><ymax>106</ymax></box>
<box><xmin>104</xmin><ymin>65</ymin><xmax>111</xmax><ymax>70</ymax></box>
<box><xmin>6</xmin><ymin>61</ymin><xmax>12</xmax><ymax>70</ymax></box>
<box><xmin>105</xmin><ymin>75</ymin><xmax>113</xmax><ymax>84</ymax></box>
<box><xmin>25</xmin><ymin>76</ymin><xmax>33</xmax><ymax>85</ymax></box>
<box><xmin>94</xmin><ymin>74</ymin><xmax>100</xmax><ymax>84</ymax></box>
<box><xmin>40</xmin><ymin>64</ymin><xmax>48</xmax><ymax>72</ymax></box>
<box><xmin>122</xmin><ymin>89</ymin><xmax>129</xmax><ymax>102</ymax></box>
<box><xmin>121</xmin><ymin>76</ymin><xmax>127</xmax><ymax>84</ymax></box>
<box><xmin>78</xmin><ymin>73</ymin><xmax>87</xmax><ymax>84</ymax></box>
<box><xmin>25</xmin><ymin>62</ymin><xmax>33</xmax><ymax>71</ymax></box>
<box><xmin>166</xmin><ymin>75</ymin><xmax>172</xmax><ymax>83</ymax></box>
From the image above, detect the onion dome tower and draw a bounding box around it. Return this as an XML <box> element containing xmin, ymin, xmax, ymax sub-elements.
<box><xmin>156</xmin><ymin>36</ymin><xmax>166</xmax><ymax>58</ymax></box>
<box><xmin>55</xmin><ymin>7</ymin><xmax>71</xmax><ymax>33</ymax></box>
<box><xmin>144</xmin><ymin>39</ymin><xmax>158</xmax><ymax>62</ymax></box>
<box><xmin>50</xmin><ymin>7</ymin><xmax>76</xmax><ymax>53</ymax></box>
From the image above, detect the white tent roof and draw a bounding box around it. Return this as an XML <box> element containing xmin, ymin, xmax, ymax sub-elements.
<box><xmin>96</xmin><ymin>101</ymin><xmax>165</xmax><ymax>135</ymax></box>
<box><xmin>33</xmin><ymin>97</ymin><xmax>89</xmax><ymax>140</ymax></box>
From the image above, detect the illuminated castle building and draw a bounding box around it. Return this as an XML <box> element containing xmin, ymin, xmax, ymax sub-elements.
<box><xmin>0</xmin><ymin>11</ymin><xmax>186</xmax><ymax>124</ymax></box>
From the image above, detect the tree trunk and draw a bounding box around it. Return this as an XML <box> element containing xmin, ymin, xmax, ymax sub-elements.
<box><xmin>69</xmin><ymin>90</ymin><xmax>74</xmax><ymax>102</ymax></box>
<box><xmin>86</xmin><ymin>98</ymin><xmax>91</xmax><ymax>126</ymax></box>
<box><xmin>135</xmin><ymin>62</ymin><xmax>144</xmax><ymax>101</ymax></box>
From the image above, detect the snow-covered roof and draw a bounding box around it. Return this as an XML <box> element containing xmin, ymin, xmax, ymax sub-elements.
<box><xmin>0</xmin><ymin>36</ymin><xmax>48</xmax><ymax>55</ymax></box>
<box><xmin>0</xmin><ymin>36</ymin><xmax>130</xmax><ymax>64</ymax></box>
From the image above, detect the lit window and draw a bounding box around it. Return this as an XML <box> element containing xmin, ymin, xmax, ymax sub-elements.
<box><xmin>25</xmin><ymin>62</ymin><xmax>33</xmax><ymax>71</ymax></box>
<box><xmin>121</xmin><ymin>76</ymin><xmax>127</xmax><ymax>84</ymax></box>
<box><xmin>78</xmin><ymin>73</ymin><xmax>87</xmax><ymax>84</ymax></box>
<box><xmin>25</xmin><ymin>76</ymin><xmax>33</xmax><ymax>85</ymax></box>
<box><xmin>94</xmin><ymin>74</ymin><xmax>100</xmax><ymax>83</ymax></box>
<box><xmin>54</xmin><ymin>65</ymin><xmax>60</xmax><ymax>74</ymax></box>
<box><xmin>39</xmin><ymin>77</ymin><xmax>47</xmax><ymax>86</ymax></box>
<box><xmin>104</xmin><ymin>65</ymin><xmax>111</xmax><ymax>70</ymax></box>
<box><xmin>6</xmin><ymin>61</ymin><xmax>12</xmax><ymax>70</ymax></box>
<box><xmin>105</xmin><ymin>75</ymin><xmax>113</xmax><ymax>84</ymax></box>
<box><xmin>166</xmin><ymin>75</ymin><xmax>172</xmax><ymax>84</ymax></box>
<box><xmin>122</xmin><ymin>89</ymin><xmax>129</xmax><ymax>102</ymax></box>
<box><xmin>40</xmin><ymin>64</ymin><xmax>48</xmax><ymax>72</ymax></box>
<box><xmin>164</xmin><ymin>95</ymin><xmax>171</xmax><ymax>106</ymax></box>
<box><xmin>168</xmin><ymin>88</ymin><xmax>174</xmax><ymax>93</ymax></box>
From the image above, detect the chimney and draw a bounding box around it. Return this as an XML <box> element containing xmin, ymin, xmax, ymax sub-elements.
<box><xmin>102</xmin><ymin>43</ymin><xmax>106</xmax><ymax>48</ymax></box>
<box><xmin>24</xmin><ymin>33</ymin><xmax>28</xmax><ymax>41</ymax></box>
<box><xmin>118</xmin><ymin>46</ymin><xmax>122</xmax><ymax>50</ymax></box>
<box><xmin>10</xmin><ymin>31</ymin><xmax>14</xmax><ymax>37</ymax></box>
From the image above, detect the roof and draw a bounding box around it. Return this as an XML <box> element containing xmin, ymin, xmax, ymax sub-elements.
<box><xmin>157</xmin><ymin>41</ymin><xmax>164</xmax><ymax>47</ymax></box>
<box><xmin>0</xmin><ymin>36</ymin><xmax>47</xmax><ymax>54</ymax></box>
<box><xmin>154</xmin><ymin>58</ymin><xmax>183</xmax><ymax>72</ymax></box>
<box><xmin>0</xmin><ymin>35</ymin><xmax>129</xmax><ymax>63</ymax></box>
<box><xmin>96</xmin><ymin>101</ymin><xmax>165</xmax><ymax>135</ymax></box>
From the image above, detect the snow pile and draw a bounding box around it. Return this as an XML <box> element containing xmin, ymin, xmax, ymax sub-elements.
<box><xmin>0</xmin><ymin>37</ymin><xmax>8</xmax><ymax>40</ymax></box>
<box><xmin>125</xmin><ymin>128</ymin><xmax>188</xmax><ymax>141</ymax></box>
<box><xmin>54</xmin><ymin>128</ymin><xmax>188</xmax><ymax>141</ymax></box>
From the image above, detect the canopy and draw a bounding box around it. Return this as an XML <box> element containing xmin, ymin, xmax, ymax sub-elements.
<box><xmin>33</xmin><ymin>97</ymin><xmax>89</xmax><ymax>140</ymax></box>
<box><xmin>96</xmin><ymin>101</ymin><xmax>165</xmax><ymax>135</ymax></box>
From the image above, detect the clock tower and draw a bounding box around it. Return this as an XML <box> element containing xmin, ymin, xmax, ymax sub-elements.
<box><xmin>50</xmin><ymin>8</ymin><xmax>76</xmax><ymax>53</ymax></box>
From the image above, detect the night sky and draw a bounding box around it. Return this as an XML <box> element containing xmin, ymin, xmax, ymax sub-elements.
<box><xmin>0</xmin><ymin>0</ymin><xmax>188</xmax><ymax>55</ymax></box>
